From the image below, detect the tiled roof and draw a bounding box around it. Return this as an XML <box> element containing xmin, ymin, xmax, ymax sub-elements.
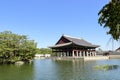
<box><xmin>50</xmin><ymin>35</ymin><xmax>99</xmax><ymax>48</ymax></box>
<box><xmin>63</xmin><ymin>35</ymin><xmax>99</xmax><ymax>48</ymax></box>
<box><xmin>49</xmin><ymin>42</ymin><xmax>72</xmax><ymax>48</ymax></box>
<box><xmin>116</xmin><ymin>47</ymin><xmax>120</xmax><ymax>51</ymax></box>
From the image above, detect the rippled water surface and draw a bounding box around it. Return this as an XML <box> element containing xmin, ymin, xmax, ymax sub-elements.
<box><xmin>0</xmin><ymin>59</ymin><xmax>120</xmax><ymax>80</ymax></box>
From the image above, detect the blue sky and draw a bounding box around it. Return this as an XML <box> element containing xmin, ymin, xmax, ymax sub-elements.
<box><xmin>0</xmin><ymin>0</ymin><xmax>119</xmax><ymax>50</ymax></box>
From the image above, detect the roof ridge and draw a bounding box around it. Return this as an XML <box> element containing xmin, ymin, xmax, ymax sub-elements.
<box><xmin>63</xmin><ymin>34</ymin><xmax>82</xmax><ymax>40</ymax></box>
<box><xmin>63</xmin><ymin>35</ymin><xmax>97</xmax><ymax>46</ymax></box>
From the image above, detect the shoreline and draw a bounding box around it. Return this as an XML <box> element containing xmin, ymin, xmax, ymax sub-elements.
<box><xmin>109</xmin><ymin>55</ymin><xmax>120</xmax><ymax>59</ymax></box>
<box><xmin>34</xmin><ymin>55</ymin><xmax>120</xmax><ymax>60</ymax></box>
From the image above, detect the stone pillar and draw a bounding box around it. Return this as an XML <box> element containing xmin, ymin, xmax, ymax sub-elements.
<box><xmin>65</xmin><ymin>52</ymin><xmax>67</xmax><ymax>56</ymax></box>
<box><xmin>81</xmin><ymin>51</ymin><xmax>83</xmax><ymax>57</ymax></box>
<box><xmin>72</xmin><ymin>50</ymin><xmax>75</xmax><ymax>57</ymax></box>
<box><xmin>78</xmin><ymin>51</ymin><xmax>79</xmax><ymax>56</ymax></box>
<box><xmin>86</xmin><ymin>51</ymin><xmax>89</xmax><ymax>57</ymax></box>
<box><xmin>60</xmin><ymin>52</ymin><xmax>62</xmax><ymax>57</ymax></box>
<box><xmin>83</xmin><ymin>51</ymin><xmax>85</xmax><ymax>57</ymax></box>
<box><xmin>64</xmin><ymin>52</ymin><xmax>66</xmax><ymax>57</ymax></box>
<box><xmin>61</xmin><ymin>52</ymin><xmax>63</xmax><ymax>57</ymax></box>
<box><xmin>89</xmin><ymin>52</ymin><xmax>91</xmax><ymax>56</ymax></box>
<box><xmin>92</xmin><ymin>52</ymin><xmax>94</xmax><ymax>56</ymax></box>
<box><xmin>92</xmin><ymin>51</ymin><xmax>94</xmax><ymax>56</ymax></box>
<box><xmin>79</xmin><ymin>51</ymin><xmax>82</xmax><ymax>57</ymax></box>
<box><xmin>93</xmin><ymin>51</ymin><xmax>95</xmax><ymax>56</ymax></box>
<box><xmin>91</xmin><ymin>52</ymin><xmax>93</xmax><ymax>56</ymax></box>
<box><xmin>57</xmin><ymin>53</ymin><xmax>60</xmax><ymax>57</ymax></box>
<box><xmin>92</xmin><ymin>51</ymin><xmax>95</xmax><ymax>56</ymax></box>
<box><xmin>67</xmin><ymin>51</ymin><xmax>70</xmax><ymax>57</ymax></box>
<box><xmin>66</xmin><ymin>51</ymin><xmax>68</xmax><ymax>57</ymax></box>
<box><xmin>94</xmin><ymin>51</ymin><xmax>96</xmax><ymax>56</ymax></box>
<box><xmin>76</xmin><ymin>51</ymin><xmax>78</xmax><ymax>57</ymax></box>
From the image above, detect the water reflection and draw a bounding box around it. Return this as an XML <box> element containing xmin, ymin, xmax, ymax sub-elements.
<box><xmin>0</xmin><ymin>64</ymin><xmax>34</xmax><ymax>80</ymax></box>
<box><xmin>54</xmin><ymin>60</ymin><xmax>97</xmax><ymax>80</ymax></box>
<box><xmin>33</xmin><ymin>59</ymin><xmax>58</xmax><ymax>80</ymax></box>
<box><xmin>1</xmin><ymin>59</ymin><xmax>120</xmax><ymax>80</ymax></box>
<box><xmin>51</xmin><ymin>59</ymin><xmax>120</xmax><ymax>80</ymax></box>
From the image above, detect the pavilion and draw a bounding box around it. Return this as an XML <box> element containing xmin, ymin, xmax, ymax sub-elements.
<box><xmin>49</xmin><ymin>35</ymin><xmax>99</xmax><ymax>58</ymax></box>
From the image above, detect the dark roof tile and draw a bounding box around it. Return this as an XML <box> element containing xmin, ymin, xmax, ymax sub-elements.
<box><xmin>49</xmin><ymin>35</ymin><xmax>99</xmax><ymax>48</ymax></box>
<box><xmin>63</xmin><ymin>35</ymin><xmax>99</xmax><ymax>48</ymax></box>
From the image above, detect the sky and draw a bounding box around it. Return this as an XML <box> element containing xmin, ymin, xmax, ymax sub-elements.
<box><xmin>0</xmin><ymin>0</ymin><xmax>119</xmax><ymax>50</ymax></box>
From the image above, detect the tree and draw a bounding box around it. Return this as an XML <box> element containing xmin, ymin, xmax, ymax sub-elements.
<box><xmin>98</xmin><ymin>0</ymin><xmax>120</xmax><ymax>40</ymax></box>
<box><xmin>36</xmin><ymin>48</ymin><xmax>52</xmax><ymax>54</ymax></box>
<box><xmin>0</xmin><ymin>31</ymin><xmax>37</xmax><ymax>64</ymax></box>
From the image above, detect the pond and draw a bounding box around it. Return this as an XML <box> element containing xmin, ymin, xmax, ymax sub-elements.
<box><xmin>0</xmin><ymin>59</ymin><xmax>120</xmax><ymax>80</ymax></box>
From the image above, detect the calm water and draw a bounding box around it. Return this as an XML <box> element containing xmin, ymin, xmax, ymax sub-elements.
<box><xmin>0</xmin><ymin>59</ymin><xmax>120</xmax><ymax>80</ymax></box>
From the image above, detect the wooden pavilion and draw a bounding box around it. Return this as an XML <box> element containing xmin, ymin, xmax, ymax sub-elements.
<box><xmin>49</xmin><ymin>35</ymin><xmax>99</xmax><ymax>57</ymax></box>
<box><xmin>116</xmin><ymin>47</ymin><xmax>120</xmax><ymax>52</ymax></box>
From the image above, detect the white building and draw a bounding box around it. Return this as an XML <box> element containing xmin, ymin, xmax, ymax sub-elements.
<box><xmin>35</xmin><ymin>54</ymin><xmax>51</xmax><ymax>59</ymax></box>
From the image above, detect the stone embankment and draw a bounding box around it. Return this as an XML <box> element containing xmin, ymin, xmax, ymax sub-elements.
<box><xmin>109</xmin><ymin>55</ymin><xmax>120</xmax><ymax>59</ymax></box>
<box><xmin>84</xmin><ymin>56</ymin><xmax>109</xmax><ymax>60</ymax></box>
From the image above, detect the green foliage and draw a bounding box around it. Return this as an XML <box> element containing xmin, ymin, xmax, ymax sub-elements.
<box><xmin>94</xmin><ymin>65</ymin><xmax>109</xmax><ymax>70</ymax></box>
<box><xmin>94</xmin><ymin>64</ymin><xmax>119</xmax><ymax>70</ymax></box>
<box><xmin>98</xmin><ymin>0</ymin><xmax>120</xmax><ymax>40</ymax></box>
<box><xmin>36</xmin><ymin>48</ymin><xmax>52</xmax><ymax>54</ymax></box>
<box><xmin>0</xmin><ymin>31</ymin><xmax>37</xmax><ymax>64</ymax></box>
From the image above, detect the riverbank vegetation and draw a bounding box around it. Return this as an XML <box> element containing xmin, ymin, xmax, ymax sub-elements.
<box><xmin>94</xmin><ymin>64</ymin><xmax>119</xmax><ymax>70</ymax></box>
<box><xmin>36</xmin><ymin>48</ymin><xmax>52</xmax><ymax>54</ymax></box>
<box><xmin>0</xmin><ymin>31</ymin><xmax>37</xmax><ymax>64</ymax></box>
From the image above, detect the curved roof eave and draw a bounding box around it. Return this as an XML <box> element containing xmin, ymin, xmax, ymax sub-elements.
<box><xmin>73</xmin><ymin>42</ymin><xmax>99</xmax><ymax>48</ymax></box>
<box><xmin>49</xmin><ymin>42</ymin><xmax>72</xmax><ymax>48</ymax></box>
